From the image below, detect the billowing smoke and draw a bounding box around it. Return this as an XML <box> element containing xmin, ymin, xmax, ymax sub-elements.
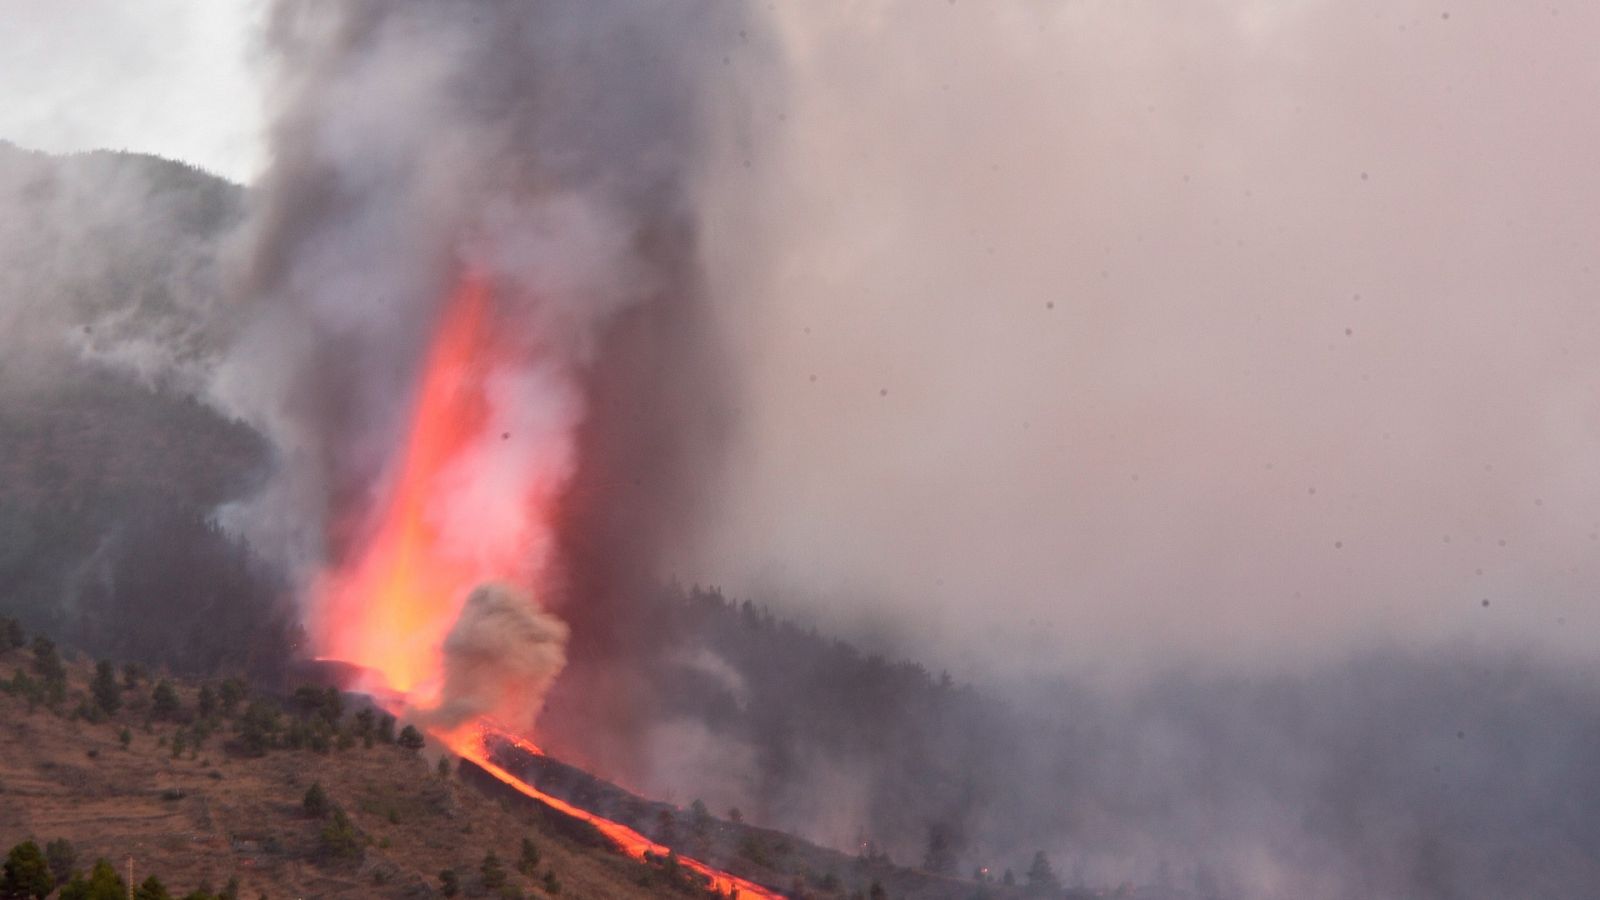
<box><xmin>688</xmin><ymin>1</ymin><xmax>1600</xmax><ymax>679</ymax></box>
<box><xmin>213</xmin><ymin>0</ymin><xmax>766</xmax><ymax>739</ymax></box>
<box><xmin>424</xmin><ymin>582</ymin><xmax>569</xmax><ymax>735</ymax></box>
<box><xmin>0</xmin><ymin>141</ymin><xmax>241</xmax><ymax>394</ymax></box>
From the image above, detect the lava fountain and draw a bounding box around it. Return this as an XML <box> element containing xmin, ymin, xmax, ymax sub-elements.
<box><xmin>314</xmin><ymin>270</ymin><xmax>569</xmax><ymax>706</ymax></box>
<box><xmin>310</xmin><ymin>271</ymin><xmax>780</xmax><ymax>899</ymax></box>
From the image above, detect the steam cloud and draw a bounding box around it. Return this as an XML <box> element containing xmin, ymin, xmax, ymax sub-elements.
<box><xmin>425</xmin><ymin>582</ymin><xmax>569</xmax><ymax>735</ymax></box>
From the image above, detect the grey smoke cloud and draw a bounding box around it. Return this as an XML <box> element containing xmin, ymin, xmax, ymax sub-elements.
<box><xmin>688</xmin><ymin>1</ymin><xmax>1600</xmax><ymax>680</ymax></box>
<box><xmin>6</xmin><ymin>0</ymin><xmax>1596</xmax><ymax>686</ymax></box>
<box><xmin>218</xmin><ymin>0</ymin><xmax>760</xmax><ymax>595</ymax></box>
<box><xmin>0</xmin><ymin>142</ymin><xmax>241</xmax><ymax>393</ymax></box>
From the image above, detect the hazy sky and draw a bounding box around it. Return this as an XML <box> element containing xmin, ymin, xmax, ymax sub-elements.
<box><xmin>690</xmin><ymin>2</ymin><xmax>1600</xmax><ymax>680</ymax></box>
<box><xmin>7</xmin><ymin>2</ymin><xmax>1600</xmax><ymax>682</ymax></box>
<box><xmin>0</xmin><ymin>0</ymin><xmax>264</xmax><ymax>180</ymax></box>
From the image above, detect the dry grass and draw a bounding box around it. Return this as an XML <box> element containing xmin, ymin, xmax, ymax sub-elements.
<box><xmin>0</xmin><ymin>652</ymin><xmax>688</xmax><ymax>899</ymax></box>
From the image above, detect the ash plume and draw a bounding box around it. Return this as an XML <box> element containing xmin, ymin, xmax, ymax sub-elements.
<box><xmin>424</xmin><ymin>582</ymin><xmax>569</xmax><ymax>735</ymax></box>
<box><xmin>214</xmin><ymin>0</ymin><xmax>770</xmax><ymax>758</ymax></box>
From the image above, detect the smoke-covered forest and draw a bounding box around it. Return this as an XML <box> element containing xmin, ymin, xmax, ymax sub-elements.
<box><xmin>0</xmin><ymin>143</ymin><xmax>296</xmax><ymax>676</ymax></box>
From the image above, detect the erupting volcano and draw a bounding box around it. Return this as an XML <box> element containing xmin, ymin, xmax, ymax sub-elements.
<box><xmin>314</xmin><ymin>271</ymin><xmax>564</xmax><ymax>703</ymax></box>
<box><xmin>308</xmin><ymin>272</ymin><xmax>778</xmax><ymax>898</ymax></box>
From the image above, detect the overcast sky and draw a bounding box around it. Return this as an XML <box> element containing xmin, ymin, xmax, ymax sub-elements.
<box><xmin>690</xmin><ymin>2</ymin><xmax>1600</xmax><ymax>681</ymax></box>
<box><xmin>7</xmin><ymin>2</ymin><xmax>1600</xmax><ymax>683</ymax></box>
<box><xmin>0</xmin><ymin>0</ymin><xmax>263</xmax><ymax>180</ymax></box>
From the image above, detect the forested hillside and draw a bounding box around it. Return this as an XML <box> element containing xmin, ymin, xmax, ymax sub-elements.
<box><xmin>0</xmin><ymin>144</ymin><xmax>294</xmax><ymax>677</ymax></box>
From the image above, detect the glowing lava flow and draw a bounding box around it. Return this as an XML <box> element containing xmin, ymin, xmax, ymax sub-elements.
<box><xmin>445</xmin><ymin>724</ymin><xmax>784</xmax><ymax>900</ymax></box>
<box><xmin>315</xmin><ymin>272</ymin><xmax>779</xmax><ymax>898</ymax></box>
<box><xmin>316</xmin><ymin>270</ymin><xmax>575</xmax><ymax>704</ymax></box>
<box><xmin>317</xmin><ymin>273</ymin><xmax>498</xmax><ymax>698</ymax></box>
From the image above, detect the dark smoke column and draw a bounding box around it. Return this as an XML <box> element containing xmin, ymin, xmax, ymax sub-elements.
<box><xmin>225</xmin><ymin>0</ymin><xmax>764</xmax><ymax>760</ymax></box>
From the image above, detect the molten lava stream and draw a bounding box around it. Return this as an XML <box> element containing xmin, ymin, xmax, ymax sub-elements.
<box><xmin>444</xmin><ymin>724</ymin><xmax>783</xmax><ymax>900</ymax></box>
<box><xmin>317</xmin><ymin>271</ymin><xmax>773</xmax><ymax>895</ymax></box>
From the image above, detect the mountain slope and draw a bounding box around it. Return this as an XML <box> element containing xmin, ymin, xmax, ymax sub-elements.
<box><xmin>0</xmin><ymin>644</ymin><xmax>749</xmax><ymax>899</ymax></box>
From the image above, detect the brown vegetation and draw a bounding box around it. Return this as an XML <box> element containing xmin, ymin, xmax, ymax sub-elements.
<box><xmin>0</xmin><ymin>643</ymin><xmax>757</xmax><ymax>899</ymax></box>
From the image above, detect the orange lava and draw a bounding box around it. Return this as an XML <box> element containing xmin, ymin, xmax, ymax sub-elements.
<box><xmin>445</xmin><ymin>724</ymin><xmax>783</xmax><ymax>900</ymax></box>
<box><xmin>316</xmin><ymin>272</ymin><xmax>513</xmax><ymax>699</ymax></box>
<box><xmin>313</xmin><ymin>271</ymin><xmax>777</xmax><ymax>899</ymax></box>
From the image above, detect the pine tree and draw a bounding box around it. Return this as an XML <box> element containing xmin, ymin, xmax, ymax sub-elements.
<box><xmin>30</xmin><ymin>638</ymin><xmax>65</xmax><ymax>707</ymax></box>
<box><xmin>480</xmin><ymin>851</ymin><xmax>506</xmax><ymax>890</ymax></box>
<box><xmin>690</xmin><ymin>799</ymin><xmax>711</xmax><ymax>835</ymax></box>
<box><xmin>217</xmin><ymin>678</ymin><xmax>245</xmax><ymax>715</ymax></box>
<box><xmin>922</xmin><ymin>823</ymin><xmax>957</xmax><ymax>874</ymax></box>
<box><xmin>397</xmin><ymin>724</ymin><xmax>425</xmax><ymax>752</ymax></box>
<box><xmin>1025</xmin><ymin>851</ymin><xmax>1059</xmax><ymax>894</ymax></box>
<box><xmin>303</xmin><ymin>782</ymin><xmax>329</xmax><ymax>818</ymax></box>
<box><xmin>318</xmin><ymin>810</ymin><xmax>362</xmax><ymax>860</ymax></box>
<box><xmin>151</xmin><ymin>681</ymin><xmax>181</xmax><ymax>719</ymax></box>
<box><xmin>1</xmin><ymin>840</ymin><xmax>53</xmax><ymax>899</ymax></box>
<box><xmin>43</xmin><ymin>838</ymin><xmax>76</xmax><ymax>885</ymax></box>
<box><xmin>134</xmin><ymin>874</ymin><xmax>172</xmax><ymax>900</ymax></box>
<box><xmin>518</xmin><ymin>837</ymin><xmax>540</xmax><ymax>875</ymax></box>
<box><xmin>55</xmin><ymin>858</ymin><xmax>125</xmax><ymax>900</ymax></box>
<box><xmin>91</xmin><ymin>661</ymin><xmax>121</xmax><ymax>714</ymax></box>
<box><xmin>0</xmin><ymin>617</ymin><xmax>23</xmax><ymax>650</ymax></box>
<box><xmin>238</xmin><ymin>700</ymin><xmax>279</xmax><ymax>755</ymax></box>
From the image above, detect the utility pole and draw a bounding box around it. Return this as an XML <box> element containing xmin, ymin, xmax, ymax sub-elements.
<box><xmin>127</xmin><ymin>855</ymin><xmax>133</xmax><ymax>900</ymax></box>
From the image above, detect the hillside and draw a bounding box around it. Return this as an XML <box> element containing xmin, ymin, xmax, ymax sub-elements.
<box><xmin>0</xmin><ymin>632</ymin><xmax>771</xmax><ymax>900</ymax></box>
<box><xmin>0</xmin><ymin>143</ymin><xmax>292</xmax><ymax>679</ymax></box>
<box><xmin>0</xmin><ymin>624</ymin><xmax>1071</xmax><ymax>900</ymax></box>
